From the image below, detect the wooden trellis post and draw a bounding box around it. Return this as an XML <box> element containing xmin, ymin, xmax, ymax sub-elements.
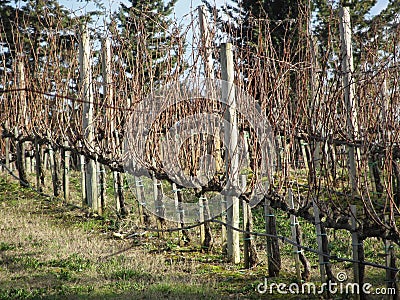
<box><xmin>350</xmin><ymin>204</ymin><xmax>362</xmax><ymax>300</ymax></box>
<box><xmin>98</xmin><ymin>162</ymin><xmax>105</xmax><ymax>214</ymax></box>
<box><xmin>242</xmin><ymin>175</ymin><xmax>249</xmax><ymax>268</ymax></box>
<box><xmin>113</xmin><ymin>131</ymin><xmax>127</xmax><ymax>216</ymax></box>
<box><xmin>78</xmin><ymin>141</ymin><xmax>86</xmax><ymax>207</ymax></box>
<box><xmin>313</xmin><ymin>200</ymin><xmax>326</xmax><ymax>283</ymax></box>
<box><xmin>14</xmin><ymin>56</ymin><xmax>28</xmax><ymax>187</ymax></box>
<box><xmin>102</xmin><ymin>36</ymin><xmax>125</xmax><ymax>215</ymax></box>
<box><xmin>198</xmin><ymin>5</ymin><xmax>214</xmax><ymax>78</ymax></box>
<box><xmin>5</xmin><ymin>120</ymin><xmax>10</xmax><ymax>176</ymax></box>
<box><xmin>63</xmin><ymin>141</ymin><xmax>70</xmax><ymax>202</ymax></box>
<box><xmin>199</xmin><ymin>196</ymin><xmax>205</xmax><ymax>245</ymax></box>
<box><xmin>242</xmin><ymin>174</ymin><xmax>258</xmax><ymax>268</ymax></box>
<box><xmin>198</xmin><ymin>195</ymin><xmax>213</xmax><ymax>252</ymax></box>
<box><xmin>153</xmin><ymin>176</ymin><xmax>165</xmax><ymax>238</ymax></box>
<box><xmin>288</xmin><ymin>188</ymin><xmax>302</xmax><ymax>281</ymax></box>
<box><xmin>135</xmin><ymin>177</ymin><xmax>146</xmax><ymax>224</ymax></box>
<box><xmin>15</xmin><ymin>127</ymin><xmax>28</xmax><ymax>187</ymax></box>
<box><xmin>265</xmin><ymin>192</ymin><xmax>281</xmax><ymax>276</ymax></box>
<box><xmin>173</xmin><ymin>183</ymin><xmax>190</xmax><ymax>245</ymax></box>
<box><xmin>172</xmin><ymin>182</ymin><xmax>182</xmax><ymax>241</ymax></box>
<box><xmin>384</xmin><ymin>215</ymin><xmax>398</xmax><ymax>299</ymax></box>
<box><xmin>221</xmin><ymin>198</ymin><xmax>227</xmax><ymax>253</ymax></box>
<box><xmin>16</xmin><ymin>57</ymin><xmax>30</xmax><ymax>177</ymax></box>
<box><xmin>79</xmin><ymin>24</ymin><xmax>98</xmax><ymax>213</ymax></box>
<box><xmin>221</xmin><ymin>42</ymin><xmax>240</xmax><ymax>264</ymax></box>
<box><xmin>339</xmin><ymin>6</ymin><xmax>359</xmax><ymax>195</ymax></box>
<box><xmin>310</xmin><ymin>35</ymin><xmax>322</xmax><ymax>173</ymax></box>
<box><xmin>34</xmin><ymin>133</ymin><xmax>43</xmax><ymax>192</ymax></box>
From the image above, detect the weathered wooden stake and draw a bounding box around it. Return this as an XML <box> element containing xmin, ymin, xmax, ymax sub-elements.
<box><xmin>265</xmin><ymin>193</ymin><xmax>281</xmax><ymax>276</ymax></box>
<box><xmin>80</xmin><ymin>24</ymin><xmax>98</xmax><ymax>212</ymax></box>
<box><xmin>101</xmin><ymin>37</ymin><xmax>114</xmax><ymax>215</ymax></box>
<box><xmin>135</xmin><ymin>177</ymin><xmax>146</xmax><ymax>224</ymax></box>
<box><xmin>49</xmin><ymin>144</ymin><xmax>61</xmax><ymax>197</ymax></box>
<box><xmin>241</xmin><ymin>174</ymin><xmax>258</xmax><ymax>268</ymax></box>
<box><xmin>199</xmin><ymin>196</ymin><xmax>205</xmax><ymax>246</ymax></box>
<box><xmin>300</xmin><ymin>140</ymin><xmax>309</xmax><ymax>171</ymax></box>
<box><xmin>5</xmin><ymin>121</ymin><xmax>10</xmax><ymax>176</ymax></box>
<box><xmin>221</xmin><ymin>199</ymin><xmax>227</xmax><ymax>254</ymax></box>
<box><xmin>15</xmin><ymin>127</ymin><xmax>28</xmax><ymax>187</ymax></box>
<box><xmin>313</xmin><ymin>200</ymin><xmax>326</xmax><ymax>283</ymax></box>
<box><xmin>63</xmin><ymin>141</ymin><xmax>70</xmax><ymax>202</ymax></box>
<box><xmin>198</xmin><ymin>5</ymin><xmax>214</xmax><ymax>79</ymax></box>
<box><xmin>79</xmin><ymin>141</ymin><xmax>86</xmax><ymax>207</ymax></box>
<box><xmin>350</xmin><ymin>204</ymin><xmax>361</xmax><ymax>300</ymax></box>
<box><xmin>221</xmin><ymin>42</ymin><xmax>240</xmax><ymax>264</ymax></box>
<box><xmin>153</xmin><ymin>176</ymin><xmax>164</xmax><ymax>238</ymax></box>
<box><xmin>98</xmin><ymin>162</ymin><xmax>105</xmax><ymax>214</ymax></box>
<box><xmin>202</xmin><ymin>196</ymin><xmax>213</xmax><ymax>252</ymax></box>
<box><xmin>175</xmin><ymin>185</ymin><xmax>190</xmax><ymax>245</ymax></box>
<box><xmin>384</xmin><ymin>215</ymin><xmax>398</xmax><ymax>299</ymax></box>
<box><xmin>34</xmin><ymin>135</ymin><xmax>43</xmax><ymax>192</ymax></box>
<box><xmin>310</xmin><ymin>35</ymin><xmax>322</xmax><ymax>173</ymax></box>
<box><xmin>339</xmin><ymin>6</ymin><xmax>359</xmax><ymax>195</ymax></box>
<box><xmin>172</xmin><ymin>182</ymin><xmax>182</xmax><ymax>242</ymax></box>
<box><xmin>288</xmin><ymin>188</ymin><xmax>302</xmax><ymax>281</ymax></box>
<box><xmin>113</xmin><ymin>131</ymin><xmax>127</xmax><ymax>216</ymax></box>
<box><xmin>242</xmin><ymin>176</ymin><xmax>249</xmax><ymax>268</ymax></box>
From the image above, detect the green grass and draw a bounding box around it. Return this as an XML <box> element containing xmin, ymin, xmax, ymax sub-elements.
<box><xmin>0</xmin><ymin>173</ymin><xmax>396</xmax><ymax>300</ymax></box>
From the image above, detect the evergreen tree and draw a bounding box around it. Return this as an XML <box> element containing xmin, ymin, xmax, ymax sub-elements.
<box><xmin>0</xmin><ymin>0</ymin><xmax>23</xmax><ymax>69</ymax></box>
<box><xmin>204</xmin><ymin>0</ymin><xmax>308</xmax><ymax>55</ymax></box>
<box><xmin>312</xmin><ymin>0</ymin><xmax>400</xmax><ymax>68</ymax></box>
<box><xmin>0</xmin><ymin>0</ymin><xmax>80</xmax><ymax>83</ymax></box>
<box><xmin>116</xmin><ymin>0</ymin><xmax>179</xmax><ymax>90</ymax></box>
<box><xmin>203</xmin><ymin>0</ymin><xmax>309</xmax><ymax>118</ymax></box>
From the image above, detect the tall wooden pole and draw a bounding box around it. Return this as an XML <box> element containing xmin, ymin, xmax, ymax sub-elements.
<box><xmin>339</xmin><ymin>6</ymin><xmax>359</xmax><ymax>195</ymax></box>
<box><xmin>221</xmin><ymin>42</ymin><xmax>240</xmax><ymax>264</ymax></box>
<box><xmin>102</xmin><ymin>37</ymin><xmax>119</xmax><ymax>214</ymax></box>
<box><xmin>80</xmin><ymin>24</ymin><xmax>98</xmax><ymax>213</ymax></box>
<box><xmin>198</xmin><ymin>5</ymin><xmax>214</xmax><ymax>79</ymax></box>
<box><xmin>15</xmin><ymin>57</ymin><xmax>28</xmax><ymax>187</ymax></box>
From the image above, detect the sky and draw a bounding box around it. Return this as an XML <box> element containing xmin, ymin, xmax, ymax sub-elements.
<box><xmin>58</xmin><ymin>0</ymin><xmax>390</xmax><ymax>21</ymax></box>
<box><xmin>59</xmin><ymin>0</ymin><xmax>225</xmax><ymax>20</ymax></box>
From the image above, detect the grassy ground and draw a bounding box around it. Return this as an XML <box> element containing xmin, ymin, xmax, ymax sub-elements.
<box><xmin>0</xmin><ymin>173</ymin><xmax>393</xmax><ymax>299</ymax></box>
